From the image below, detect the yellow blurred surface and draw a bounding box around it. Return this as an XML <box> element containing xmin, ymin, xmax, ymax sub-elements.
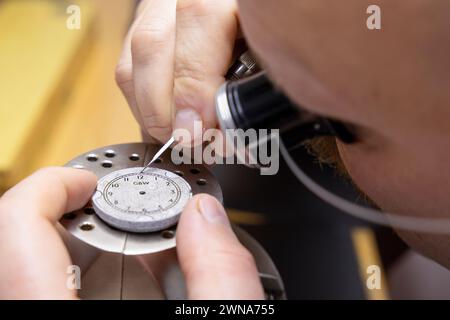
<box><xmin>0</xmin><ymin>0</ymin><xmax>140</xmax><ymax>190</ymax></box>
<box><xmin>352</xmin><ymin>227</ymin><xmax>390</xmax><ymax>300</ymax></box>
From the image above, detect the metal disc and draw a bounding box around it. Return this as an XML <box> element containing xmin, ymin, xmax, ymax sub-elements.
<box><xmin>93</xmin><ymin>167</ymin><xmax>192</xmax><ymax>233</ymax></box>
<box><xmin>61</xmin><ymin>143</ymin><xmax>223</xmax><ymax>255</ymax></box>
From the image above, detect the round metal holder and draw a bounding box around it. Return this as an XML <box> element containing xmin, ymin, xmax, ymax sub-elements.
<box><xmin>61</xmin><ymin>143</ymin><xmax>222</xmax><ymax>255</ymax></box>
<box><xmin>61</xmin><ymin>143</ymin><xmax>285</xmax><ymax>299</ymax></box>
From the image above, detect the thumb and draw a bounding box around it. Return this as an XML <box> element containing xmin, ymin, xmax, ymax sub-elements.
<box><xmin>176</xmin><ymin>194</ymin><xmax>264</xmax><ymax>299</ymax></box>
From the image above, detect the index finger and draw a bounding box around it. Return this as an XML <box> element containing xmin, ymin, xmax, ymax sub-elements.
<box><xmin>131</xmin><ymin>0</ymin><xmax>178</xmax><ymax>142</ymax></box>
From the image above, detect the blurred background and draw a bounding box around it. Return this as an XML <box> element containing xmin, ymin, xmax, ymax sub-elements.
<box><xmin>2</xmin><ymin>0</ymin><xmax>450</xmax><ymax>299</ymax></box>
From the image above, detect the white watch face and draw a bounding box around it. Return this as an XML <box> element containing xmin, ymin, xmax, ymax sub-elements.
<box><xmin>92</xmin><ymin>167</ymin><xmax>192</xmax><ymax>233</ymax></box>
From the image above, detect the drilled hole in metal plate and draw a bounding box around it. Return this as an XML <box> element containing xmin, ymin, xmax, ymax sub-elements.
<box><xmin>174</xmin><ymin>170</ymin><xmax>184</xmax><ymax>177</ymax></box>
<box><xmin>63</xmin><ymin>212</ymin><xmax>77</xmax><ymax>220</ymax></box>
<box><xmin>79</xmin><ymin>223</ymin><xmax>95</xmax><ymax>231</ymax></box>
<box><xmin>101</xmin><ymin>160</ymin><xmax>113</xmax><ymax>168</ymax></box>
<box><xmin>129</xmin><ymin>153</ymin><xmax>140</xmax><ymax>161</ymax></box>
<box><xmin>196</xmin><ymin>179</ymin><xmax>207</xmax><ymax>186</ymax></box>
<box><xmin>84</xmin><ymin>207</ymin><xmax>95</xmax><ymax>215</ymax></box>
<box><xmin>86</xmin><ymin>154</ymin><xmax>98</xmax><ymax>162</ymax></box>
<box><xmin>139</xmin><ymin>191</ymin><xmax>146</xmax><ymax>195</ymax></box>
<box><xmin>161</xmin><ymin>230</ymin><xmax>175</xmax><ymax>239</ymax></box>
<box><xmin>104</xmin><ymin>150</ymin><xmax>116</xmax><ymax>158</ymax></box>
<box><xmin>153</xmin><ymin>158</ymin><xmax>163</xmax><ymax>163</ymax></box>
<box><xmin>190</xmin><ymin>168</ymin><xmax>200</xmax><ymax>174</ymax></box>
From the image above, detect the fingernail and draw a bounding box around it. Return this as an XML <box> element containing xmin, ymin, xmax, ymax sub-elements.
<box><xmin>174</xmin><ymin>109</ymin><xmax>202</xmax><ymax>146</ymax></box>
<box><xmin>198</xmin><ymin>195</ymin><xmax>230</xmax><ymax>226</ymax></box>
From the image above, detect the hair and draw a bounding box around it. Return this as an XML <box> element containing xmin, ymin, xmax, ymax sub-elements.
<box><xmin>303</xmin><ymin>136</ymin><xmax>348</xmax><ymax>175</ymax></box>
<box><xmin>303</xmin><ymin>136</ymin><xmax>378</xmax><ymax>207</ymax></box>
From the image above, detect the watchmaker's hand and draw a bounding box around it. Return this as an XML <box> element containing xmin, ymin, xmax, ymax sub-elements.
<box><xmin>176</xmin><ymin>194</ymin><xmax>265</xmax><ymax>299</ymax></box>
<box><xmin>0</xmin><ymin>167</ymin><xmax>97</xmax><ymax>299</ymax></box>
<box><xmin>116</xmin><ymin>0</ymin><xmax>239</xmax><ymax>143</ymax></box>
<box><xmin>0</xmin><ymin>168</ymin><xmax>262</xmax><ymax>299</ymax></box>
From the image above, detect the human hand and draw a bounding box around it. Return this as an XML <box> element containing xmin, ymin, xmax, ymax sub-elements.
<box><xmin>0</xmin><ymin>168</ymin><xmax>263</xmax><ymax>299</ymax></box>
<box><xmin>0</xmin><ymin>167</ymin><xmax>97</xmax><ymax>299</ymax></box>
<box><xmin>116</xmin><ymin>0</ymin><xmax>240</xmax><ymax>143</ymax></box>
<box><xmin>176</xmin><ymin>193</ymin><xmax>264</xmax><ymax>299</ymax></box>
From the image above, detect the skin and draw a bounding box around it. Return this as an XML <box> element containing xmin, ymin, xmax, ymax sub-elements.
<box><xmin>115</xmin><ymin>0</ymin><xmax>240</xmax><ymax>142</ymax></box>
<box><xmin>237</xmin><ymin>0</ymin><xmax>450</xmax><ymax>267</ymax></box>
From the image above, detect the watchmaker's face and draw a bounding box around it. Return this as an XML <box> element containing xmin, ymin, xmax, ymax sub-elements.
<box><xmin>238</xmin><ymin>0</ymin><xmax>450</xmax><ymax>267</ymax></box>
